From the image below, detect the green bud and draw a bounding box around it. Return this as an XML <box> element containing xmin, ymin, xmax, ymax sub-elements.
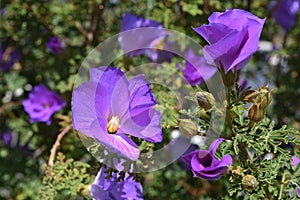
<box><xmin>242</xmin><ymin>175</ymin><xmax>258</xmax><ymax>190</ymax></box>
<box><xmin>196</xmin><ymin>91</ymin><xmax>215</xmax><ymax>110</ymax></box>
<box><xmin>178</xmin><ymin>119</ymin><xmax>198</xmax><ymax>137</ymax></box>
<box><xmin>248</xmin><ymin>103</ymin><xmax>265</xmax><ymax>122</ymax></box>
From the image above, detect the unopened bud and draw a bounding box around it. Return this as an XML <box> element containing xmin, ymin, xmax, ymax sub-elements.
<box><xmin>248</xmin><ymin>103</ymin><xmax>265</xmax><ymax>122</ymax></box>
<box><xmin>242</xmin><ymin>175</ymin><xmax>258</xmax><ymax>190</ymax></box>
<box><xmin>196</xmin><ymin>91</ymin><xmax>215</xmax><ymax>110</ymax></box>
<box><xmin>178</xmin><ymin>119</ymin><xmax>198</xmax><ymax>137</ymax></box>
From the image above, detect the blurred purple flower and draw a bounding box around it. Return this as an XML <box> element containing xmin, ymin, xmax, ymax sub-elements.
<box><xmin>119</xmin><ymin>12</ymin><xmax>175</xmax><ymax>63</ymax></box>
<box><xmin>238</xmin><ymin>78</ymin><xmax>248</xmax><ymax>91</ymax></box>
<box><xmin>1</xmin><ymin>8</ymin><xmax>5</xmax><ymax>16</ymax></box>
<box><xmin>292</xmin><ymin>155</ymin><xmax>300</xmax><ymax>167</ymax></box>
<box><xmin>72</xmin><ymin>66</ymin><xmax>162</xmax><ymax>160</ymax></box>
<box><xmin>193</xmin><ymin>9</ymin><xmax>265</xmax><ymax>73</ymax></box>
<box><xmin>182</xmin><ymin>138</ymin><xmax>232</xmax><ymax>180</ymax></box>
<box><xmin>1</xmin><ymin>131</ymin><xmax>12</xmax><ymax>145</ymax></box>
<box><xmin>176</xmin><ymin>49</ymin><xmax>217</xmax><ymax>85</ymax></box>
<box><xmin>297</xmin><ymin>188</ymin><xmax>300</xmax><ymax>197</ymax></box>
<box><xmin>47</xmin><ymin>37</ymin><xmax>65</xmax><ymax>54</ymax></box>
<box><xmin>90</xmin><ymin>167</ymin><xmax>143</xmax><ymax>200</ymax></box>
<box><xmin>269</xmin><ymin>0</ymin><xmax>300</xmax><ymax>33</ymax></box>
<box><xmin>22</xmin><ymin>84</ymin><xmax>66</xmax><ymax>125</ymax></box>
<box><xmin>0</xmin><ymin>46</ymin><xmax>20</xmax><ymax>72</ymax></box>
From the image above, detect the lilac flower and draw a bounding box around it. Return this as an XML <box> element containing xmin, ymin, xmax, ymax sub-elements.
<box><xmin>119</xmin><ymin>13</ymin><xmax>174</xmax><ymax>63</ymax></box>
<box><xmin>22</xmin><ymin>84</ymin><xmax>66</xmax><ymax>125</ymax></box>
<box><xmin>193</xmin><ymin>9</ymin><xmax>265</xmax><ymax>73</ymax></box>
<box><xmin>46</xmin><ymin>37</ymin><xmax>65</xmax><ymax>54</ymax></box>
<box><xmin>176</xmin><ymin>49</ymin><xmax>217</xmax><ymax>85</ymax></box>
<box><xmin>269</xmin><ymin>0</ymin><xmax>300</xmax><ymax>33</ymax></box>
<box><xmin>90</xmin><ymin>167</ymin><xmax>143</xmax><ymax>200</ymax></box>
<box><xmin>0</xmin><ymin>46</ymin><xmax>20</xmax><ymax>72</ymax></box>
<box><xmin>1</xmin><ymin>131</ymin><xmax>12</xmax><ymax>145</ymax></box>
<box><xmin>297</xmin><ymin>188</ymin><xmax>300</xmax><ymax>197</ymax></box>
<box><xmin>238</xmin><ymin>78</ymin><xmax>248</xmax><ymax>91</ymax></box>
<box><xmin>292</xmin><ymin>155</ymin><xmax>300</xmax><ymax>167</ymax></box>
<box><xmin>72</xmin><ymin>66</ymin><xmax>162</xmax><ymax>160</ymax></box>
<box><xmin>182</xmin><ymin>138</ymin><xmax>232</xmax><ymax>180</ymax></box>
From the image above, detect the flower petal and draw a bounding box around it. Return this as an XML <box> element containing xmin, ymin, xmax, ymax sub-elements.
<box><xmin>120</xmin><ymin>108</ymin><xmax>162</xmax><ymax>143</ymax></box>
<box><xmin>203</xmin><ymin>26</ymin><xmax>248</xmax><ymax>73</ymax></box>
<box><xmin>209</xmin><ymin>138</ymin><xmax>225</xmax><ymax>155</ymax></box>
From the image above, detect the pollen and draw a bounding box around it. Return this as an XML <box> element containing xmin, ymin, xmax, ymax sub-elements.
<box><xmin>107</xmin><ymin>116</ymin><xmax>120</xmax><ymax>134</ymax></box>
<box><xmin>154</xmin><ymin>38</ymin><xmax>164</xmax><ymax>50</ymax></box>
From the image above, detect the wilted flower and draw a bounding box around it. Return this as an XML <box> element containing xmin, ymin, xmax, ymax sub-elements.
<box><xmin>193</xmin><ymin>9</ymin><xmax>265</xmax><ymax>73</ymax></box>
<box><xmin>47</xmin><ymin>37</ymin><xmax>65</xmax><ymax>54</ymax></box>
<box><xmin>182</xmin><ymin>138</ymin><xmax>232</xmax><ymax>180</ymax></box>
<box><xmin>269</xmin><ymin>0</ymin><xmax>300</xmax><ymax>33</ymax></box>
<box><xmin>0</xmin><ymin>46</ymin><xmax>20</xmax><ymax>72</ymax></box>
<box><xmin>119</xmin><ymin>12</ymin><xmax>175</xmax><ymax>63</ymax></box>
<box><xmin>22</xmin><ymin>84</ymin><xmax>66</xmax><ymax>125</ymax></box>
<box><xmin>90</xmin><ymin>167</ymin><xmax>143</xmax><ymax>200</ymax></box>
<box><xmin>248</xmin><ymin>103</ymin><xmax>265</xmax><ymax>122</ymax></box>
<box><xmin>176</xmin><ymin>49</ymin><xmax>217</xmax><ymax>85</ymax></box>
<box><xmin>72</xmin><ymin>66</ymin><xmax>162</xmax><ymax>160</ymax></box>
<box><xmin>292</xmin><ymin>155</ymin><xmax>300</xmax><ymax>167</ymax></box>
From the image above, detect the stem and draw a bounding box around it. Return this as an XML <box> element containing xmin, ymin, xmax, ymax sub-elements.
<box><xmin>278</xmin><ymin>173</ymin><xmax>285</xmax><ymax>200</ymax></box>
<box><xmin>0</xmin><ymin>101</ymin><xmax>22</xmax><ymax>115</ymax></box>
<box><xmin>48</xmin><ymin>125</ymin><xmax>72</xmax><ymax>167</ymax></box>
<box><xmin>265</xmin><ymin>184</ymin><xmax>273</xmax><ymax>200</ymax></box>
<box><xmin>226</xmin><ymin>87</ymin><xmax>235</xmax><ymax>137</ymax></box>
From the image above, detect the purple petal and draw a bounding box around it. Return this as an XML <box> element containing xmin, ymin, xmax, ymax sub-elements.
<box><xmin>90</xmin><ymin>167</ymin><xmax>144</xmax><ymax>200</ymax></box>
<box><xmin>128</xmin><ymin>74</ymin><xmax>156</xmax><ymax>116</ymax></box>
<box><xmin>177</xmin><ymin>49</ymin><xmax>217</xmax><ymax>85</ymax></box>
<box><xmin>193</xmin><ymin>23</ymin><xmax>234</xmax><ymax>44</ymax></box>
<box><xmin>92</xmin><ymin>67</ymin><xmax>130</xmax><ymax>119</ymax></box>
<box><xmin>72</xmin><ymin>81</ymin><xmax>98</xmax><ymax>136</ymax></box>
<box><xmin>297</xmin><ymin>188</ymin><xmax>300</xmax><ymax>197</ymax></box>
<box><xmin>203</xmin><ymin>26</ymin><xmax>249</xmax><ymax>73</ymax></box>
<box><xmin>120</xmin><ymin>108</ymin><xmax>162</xmax><ymax>143</ymax></box>
<box><xmin>89</xmin><ymin>120</ymin><xmax>140</xmax><ymax>160</ymax></box>
<box><xmin>209</xmin><ymin>138</ymin><xmax>225</xmax><ymax>155</ymax></box>
<box><xmin>292</xmin><ymin>155</ymin><xmax>300</xmax><ymax>168</ymax></box>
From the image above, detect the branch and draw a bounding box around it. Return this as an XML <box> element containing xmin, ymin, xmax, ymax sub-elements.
<box><xmin>48</xmin><ymin>125</ymin><xmax>72</xmax><ymax>167</ymax></box>
<box><xmin>0</xmin><ymin>101</ymin><xmax>22</xmax><ymax>115</ymax></box>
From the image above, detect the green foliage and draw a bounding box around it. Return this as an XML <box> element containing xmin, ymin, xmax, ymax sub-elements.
<box><xmin>40</xmin><ymin>152</ymin><xmax>94</xmax><ymax>200</ymax></box>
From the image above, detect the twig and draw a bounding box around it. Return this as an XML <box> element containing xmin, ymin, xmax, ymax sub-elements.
<box><xmin>0</xmin><ymin>101</ymin><xmax>22</xmax><ymax>115</ymax></box>
<box><xmin>278</xmin><ymin>173</ymin><xmax>285</xmax><ymax>199</ymax></box>
<box><xmin>48</xmin><ymin>125</ymin><xmax>72</xmax><ymax>167</ymax></box>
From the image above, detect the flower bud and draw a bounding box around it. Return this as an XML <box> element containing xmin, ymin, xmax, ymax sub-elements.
<box><xmin>242</xmin><ymin>175</ymin><xmax>258</xmax><ymax>190</ymax></box>
<box><xmin>178</xmin><ymin>119</ymin><xmax>198</xmax><ymax>137</ymax></box>
<box><xmin>196</xmin><ymin>91</ymin><xmax>215</xmax><ymax>110</ymax></box>
<box><xmin>248</xmin><ymin>103</ymin><xmax>265</xmax><ymax>122</ymax></box>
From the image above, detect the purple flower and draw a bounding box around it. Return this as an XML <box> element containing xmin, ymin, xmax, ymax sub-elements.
<box><xmin>90</xmin><ymin>167</ymin><xmax>143</xmax><ymax>200</ymax></box>
<box><xmin>193</xmin><ymin>9</ymin><xmax>265</xmax><ymax>73</ymax></box>
<box><xmin>176</xmin><ymin>49</ymin><xmax>217</xmax><ymax>85</ymax></box>
<box><xmin>46</xmin><ymin>37</ymin><xmax>65</xmax><ymax>54</ymax></box>
<box><xmin>0</xmin><ymin>46</ymin><xmax>20</xmax><ymax>72</ymax></box>
<box><xmin>269</xmin><ymin>0</ymin><xmax>300</xmax><ymax>33</ymax></box>
<box><xmin>182</xmin><ymin>138</ymin><xmax>232</xmax><ymax>180</ymax></box>
<box><xmin>1</xmin><ymin>131</ymin><xmax>12</xmax><ymax>145</ymax></box>
<box><xmin>22</xmin><ymin>84</ymin><xmax>66</xmax><ymax>125</ymax></box>
<box><xmin>238</xmin><ymin>78</ymin><xmax>248</xmax><ymax>91</ymax></box>
<box><xmin>72</xmin><ymin>66</ymin><xmax>162</xmax><ymax>160</ymax></box>
<box><xmin>119</xmin><ymin>13</ymin><xmax>175</xmax><ymax>63</ymax></box>
<box><xmin>292</xmin><ymin>155</ymin><xmax>300</xmax><ymax>167</ymax></box>
<box><xmin>297</xmin><ymin>188</ymin><xmax>300</xmax><ymax>197</ymax></box>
